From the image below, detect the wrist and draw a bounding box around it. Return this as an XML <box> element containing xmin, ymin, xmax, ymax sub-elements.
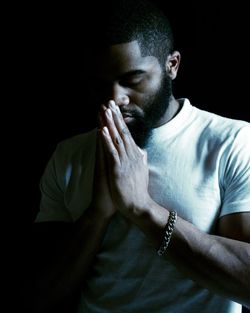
<box><xmin>157</xmin><ymin>210</ymin><xmax>177</xmax><ymax>256</ymax></box>
<box><xmin>131</xmin><ymin>195</ymin><xmax>155</xmax><ymax>220</ymax></box>
<box><xmin>82</xmin><ymin>204</ymin><xmax>116</xmax><ymax>223</ymax></box>
<box><xmin>130</xmin><ymin>197</ymin><xmax>171</xmax><ymax>247</ymax></box>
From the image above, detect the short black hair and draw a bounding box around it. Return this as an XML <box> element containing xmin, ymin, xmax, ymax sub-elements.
<box><xmin>87</xmin><ymin>0</ymin><xmax>174</xmax><ymax>67</ymax></box>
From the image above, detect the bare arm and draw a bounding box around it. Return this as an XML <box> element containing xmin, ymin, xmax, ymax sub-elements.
<box><xmin>32</xmin><ymin>207</ymin><xmax>114</xmax><ymax>313</ymax></box>
<box><xmin>131</xmin><ymin>203</ymin><xmax>250</xmax><ymax>308</ymax></box>
<box><xmin>32</xmin><ymin>128</ymin><xmax>116</xmax><ymax>313</ymax></box>
<box><xmin>100</xmin><ymin>100</ymin><xmax>250</xmax><ymax>309</ymax></box>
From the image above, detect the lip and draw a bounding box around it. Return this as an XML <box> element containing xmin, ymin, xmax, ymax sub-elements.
<box><xmin>121</xmin><ymin>111</ymin><xmax>135</xmax><ymax>123</ymax></box>
<box><xmin>122</xmin><ymin>113</ymin><xmax>132</xmax><ymax>118</ymax></box>
<box><xmin>123</xmin><ymin>115</ymin><xmax>134</xmax><ymax>123</ymax></box>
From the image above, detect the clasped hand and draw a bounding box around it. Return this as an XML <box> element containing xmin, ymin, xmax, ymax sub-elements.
<box><xmin>99</xmin><ymin>100</ymin><xmax>151</xmax><ymax>219</ymax></box>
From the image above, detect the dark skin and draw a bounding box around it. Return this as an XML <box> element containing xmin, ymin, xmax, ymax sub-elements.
<box><xmin>31</xmin><ymin>40</ymin><xmax>250</xmax><ymax>312</ymax></box>
<box><xmin>91</xmin><ymin>41</ymin><xmax>181</xmax><ymax>129</ymax></box>
<box><xmin>96</xmin><ymin>41</ymin><xmax>250</xmax><ymax>307</ymax></box>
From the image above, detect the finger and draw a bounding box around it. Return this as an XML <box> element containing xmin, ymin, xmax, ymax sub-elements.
<box><xmin>141</xmin><ymin>149</ymin><xmax>147</xmax><ymax>165</ymax></box>
<box><xmin>97</xmin><ymin>112</ymin><xmax>103</xmax><ymax>130</ymax></box>
<box><xmin>101</xmin><ymin>126</ymin><xmax>121</xmax><ymax>166</ymax></box>
<box><xmin>96</xmin><ymin>130</ymin><xmax>106</xmax><ymax>174</ymax></box>
<box><xmin>98</xmin><ymin>105</ymin><xmax>107</xmax><ymax>128</ymax></box>
<box><xmin>103</xmin><ymin>106</ymin><xmax>127</xmax><ymax>158</ymax></box>
<box><xmin>108</xmin><ymin>100</ymin><xmax>138</xmax><ymax>157</ymax></box>
<box><xmin>136</xmin><ymin>146</ymin><xmax>147</xmax><ymax>165</ymax></box>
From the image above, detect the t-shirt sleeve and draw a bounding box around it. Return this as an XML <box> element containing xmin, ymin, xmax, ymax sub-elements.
<box><xmin>35</xmin><ymin>144</ymin><xmax>73</xmax><ymax>223</ymax></box>
<box><xmin>220</xmin><ymin>124</ymin><xmax>250</xmax><ymax>217</ymax></box>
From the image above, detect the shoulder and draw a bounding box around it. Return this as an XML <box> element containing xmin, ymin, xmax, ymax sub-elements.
<box><xmin>45</xmin><ymin>128</ymin><xmax>97</xmax><ymax>182</ymax></box>
<box><xmin>57</xmin><ymin>128</ymin><xmax>97</xmax><ymax>152</ymax></box>
<box><xmin>188</xmin><ymin>100</ymin><xmax>250</xmax><ymax>144</ymax></box>
<box><xmin>55</xmin><ymin>128</ymin><xmax>97</xmax><ymax>160</ymax></box>
<box><xmin>190</xmin><ymin>102</ymin><xmax>250</xmax><ymax>188</ymax></box>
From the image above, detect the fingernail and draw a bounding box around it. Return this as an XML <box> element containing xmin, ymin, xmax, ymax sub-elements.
<box><xmin>109</xmin><ymin>100</ymin><xmax>116</xmax><ymax>110</ymax></box>
<box><xmin>103</xmin><ymin>127</ymin><xmax>109</xmax><ymax>135</ymax></box>
<box><xmin>106</xmin><ymin>108</ymin><xmax>112</xmax><ymax>117</ymax></box>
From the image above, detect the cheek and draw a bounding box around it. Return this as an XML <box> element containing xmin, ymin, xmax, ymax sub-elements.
<box><xmin>139</xmin><ymin>83</ymin><xmax>161</xmax><ymax>106</ymax></box>
<box><xmin>130</xmin><ymin>95</ymin><xmax>154</xmax><ymax>116</ymax></box>
<box><xmin>130</xmin><ymin>92</ymin><xmax>149</xmax><ymax>109</ymax></box>
<box><xmin>131</xmin><ymin>80</ymin><xmax>161</xmax><ymax>107</ymax></box>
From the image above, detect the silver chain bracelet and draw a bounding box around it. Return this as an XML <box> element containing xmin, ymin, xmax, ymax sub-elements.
<box><xmin>157</xmin><ymin>210</ymin><xmax>177</xmax><ymax>256</ymax></box>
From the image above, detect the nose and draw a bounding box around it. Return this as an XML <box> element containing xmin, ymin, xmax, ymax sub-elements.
<box><xmin>111</xmin><ymin>83</ymin><xmax>129</xmax><ymax>106</ymax></box>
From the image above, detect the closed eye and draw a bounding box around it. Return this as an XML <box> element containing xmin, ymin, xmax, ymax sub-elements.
<box><xmin>119</xmin><ymin>71</ymin><xmax>146</xmax><ymax>87</ymax></box>
<box><xmin>120</xmin><ymin>76</ymin><xmax>143</xmax><ymax>87</ymax></box>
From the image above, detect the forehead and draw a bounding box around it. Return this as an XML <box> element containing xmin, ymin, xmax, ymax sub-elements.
<box><xmin>91</xmin><ymin>40</ymin><xmax>161</xmax><ymax>78</ymax></box>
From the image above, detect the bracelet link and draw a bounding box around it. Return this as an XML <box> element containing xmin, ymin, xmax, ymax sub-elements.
<box><xmin>157</xmin><ymin>211</ymin><xmax>177</xmax><ymax>256</ymax></box>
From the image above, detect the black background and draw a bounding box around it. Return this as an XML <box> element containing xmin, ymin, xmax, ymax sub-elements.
<box><xmin>16</xmin><ymin>1</ymin><xmax>249</xmax><ymax>311</ymax></box>
<box><xmin>26</xmin><ymin>0</ymin><xmax>250</xmax><ymax>221</ymax></box>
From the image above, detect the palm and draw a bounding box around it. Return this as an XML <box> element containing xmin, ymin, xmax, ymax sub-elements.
<box><xmin>91</xmin><ymin>133</ymin><xmax>116</xmax><ymax>217</ymax></box>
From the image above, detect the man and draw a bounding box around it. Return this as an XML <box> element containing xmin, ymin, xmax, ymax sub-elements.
<box><xmin>32</xmin><ymin>1</ymin><xmax>250</xmax><ymax>312</ymax></box>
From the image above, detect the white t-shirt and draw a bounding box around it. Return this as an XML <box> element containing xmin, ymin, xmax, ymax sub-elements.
<box><xmin>36</xmin><ymin>99</ymin><xmax>250</xmax><ymax>313</ymax></box>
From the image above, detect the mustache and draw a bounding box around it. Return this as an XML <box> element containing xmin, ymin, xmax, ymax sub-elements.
<box><xmin>120</xmin><ymin>107</ymin><xmax>144</xmax><ymax>119</ymax></box>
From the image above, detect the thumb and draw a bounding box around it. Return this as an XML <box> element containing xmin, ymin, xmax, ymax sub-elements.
<box><xmin>138</xmin><ymin>147</ymin><xmax>147</xmax><ymax>165</ymax></box>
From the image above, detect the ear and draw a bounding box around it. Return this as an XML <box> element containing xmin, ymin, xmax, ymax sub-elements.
<box><xmin>165</xmin><ymin>51</ymin><xmax>181</xmax><ymax>80</ymax></box>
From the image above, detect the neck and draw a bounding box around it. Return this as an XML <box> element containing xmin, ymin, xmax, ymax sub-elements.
<box><xmin>154</xmin><ymin>96</ymin><xmax>180</xmax><ymax>128</ymax></box>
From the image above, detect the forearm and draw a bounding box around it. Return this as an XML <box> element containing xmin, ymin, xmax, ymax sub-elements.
<box><xmin>33</xmin><ymin>207</ymin><xmax>113</xmax><ymax>312</ymax></box>
<box><xmin>169</xmin><ymin>217</ymin><xmax>250</xmax><ymax>308</ymax></box>
<box><xmin>130</xmin><ymin>199</ymin><xmax>250</xmax><ymax>308</ymax></box>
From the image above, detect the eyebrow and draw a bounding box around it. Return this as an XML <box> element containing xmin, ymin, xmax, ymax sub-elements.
<box><xmin>91</xmin><ymin>69</ymin><xmax>147</xmax><ymax>82</ymax></box>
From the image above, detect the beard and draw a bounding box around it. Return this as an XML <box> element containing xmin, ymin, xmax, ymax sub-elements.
<box><xmin>124</xmin><ymin>73</ymin><xmax>172</xmax><ymax>148</ymax></box>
